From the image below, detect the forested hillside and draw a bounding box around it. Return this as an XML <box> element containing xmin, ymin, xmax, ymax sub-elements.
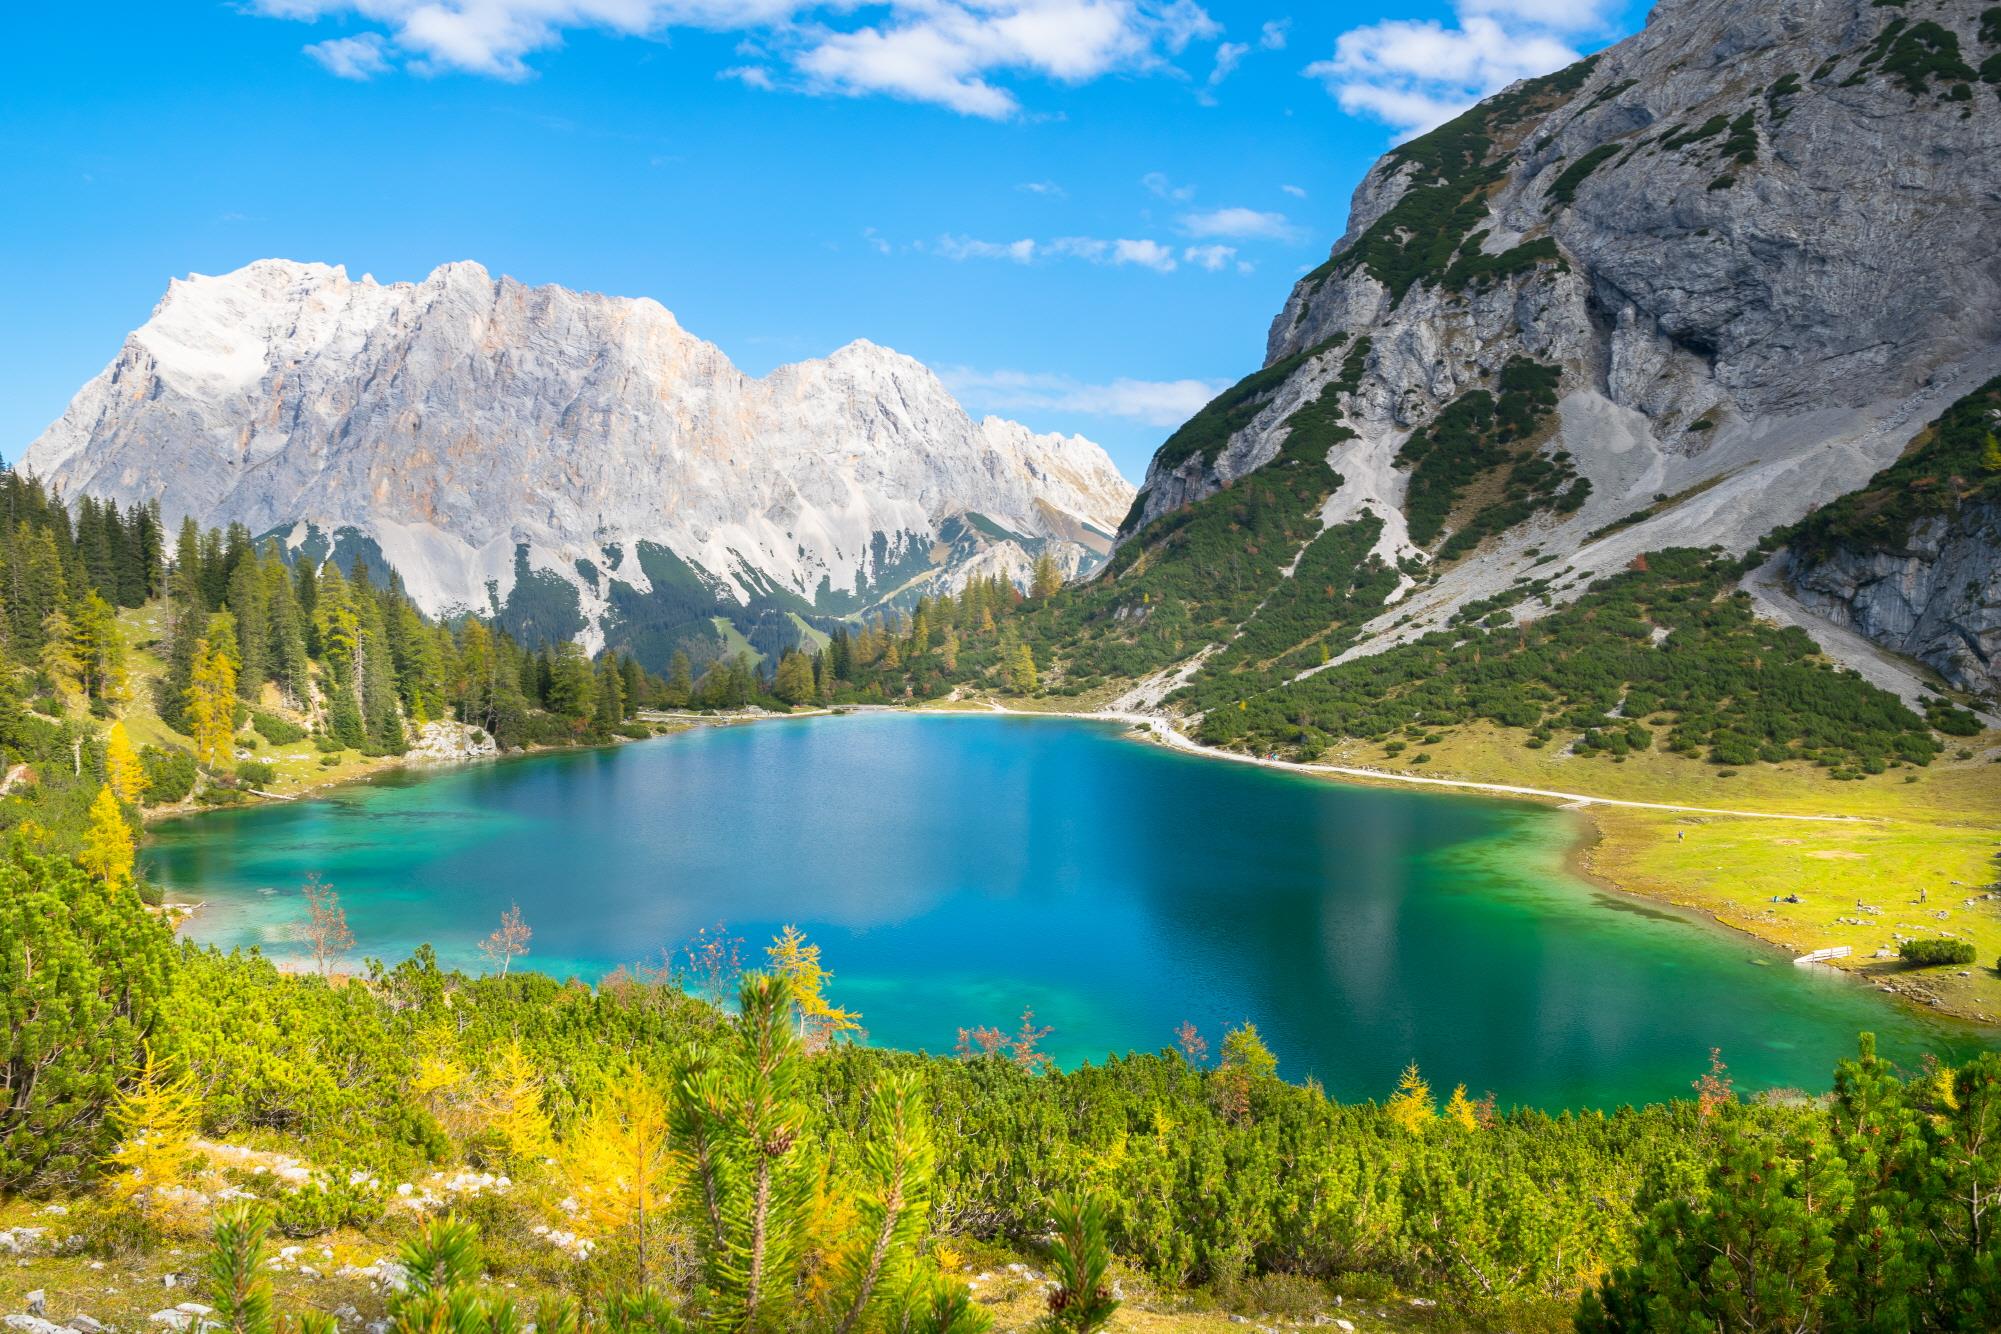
<box><xmin>0</xmin><ymin>469</ymin><xmax>689</xmax><ymax>897</ymax></box>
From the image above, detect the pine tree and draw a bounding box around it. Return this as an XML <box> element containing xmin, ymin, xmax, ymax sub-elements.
<box><xmin>71</xmin><ymin>591</ymin><xmax>128</xmax><ymax>702</ymax></box>
<box><xmin>226</xmin><ymin>554</ymin><xmax>269</xmax><ymax>701</ymax></box>
<box><xmin>772</xmin><ymin>649</ymin><xmax>816</xmax><ymax>706</ymax></box>
<box><xmin>203</xmin><ymin>1204</ymin><xmax>278</xmax><ymax>1334</ymax></box>
<box><xmin>1030</xmin><ymin>550</ymin><xmax>1063</xmax><ymax>600</ymax></box>
<box><xmin>260</xmin><ymin>545</ymin><xmax>310</xmax><ymax>705</ymax></box>
<box><xmin>546</xmin><ymin>641</ymin><xmax>595</xmax><ymax>720</ymax></box>
<box><xmin>0</xmin><ymin>851</ymin><xmax>174</xmax><ymax>1192</ymax></box>
<box><xmin>39</xmin><ymin>607</ymin><xmax>84</xmax><ymax>705</ymax></box>
<box><xmin>667</xmin><ymin>650</ymin><xmax>694</xmax><ymax>708</ymax></box>
<box><xmin>1213</xmin><ymin>1024</ymin><xmax>1277</xmax><ymax>1124</ymax></box>
<box><xmin>594</xmin><ymin>653</ymin><xmax>626</xmax><ymax>731</ymax></box>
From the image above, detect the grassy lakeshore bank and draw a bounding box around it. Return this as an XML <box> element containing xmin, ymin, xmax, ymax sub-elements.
<box><xmin>1106</xmin><ymin>711</ymin><xmax>2001</xmax><ymax>1028</ymax></box>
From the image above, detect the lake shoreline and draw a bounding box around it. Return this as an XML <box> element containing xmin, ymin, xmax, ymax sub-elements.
<box><xmin>900</xmin><ymin>700</ymin><xmax>2000</xmax><ymax>1032</ymax></box>
<box><xmin>149</xmin><ymin>697</ymin><xmax>1998</xmax><ymax>1033</ymax></box>
<box><xmin>150</xmin><ymin>706</ymin><xmax>1983</xmax><ymax>1104</ymax></box>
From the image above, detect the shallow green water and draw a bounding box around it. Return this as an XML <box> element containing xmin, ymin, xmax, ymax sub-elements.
<box><xmin>147</xmin><ymin>712</ymin><xmax>1984</xmax><ymax>1107</ymax></box>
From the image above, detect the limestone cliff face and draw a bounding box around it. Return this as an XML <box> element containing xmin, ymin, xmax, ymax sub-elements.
<box><xmin>1789</xmin><ymin>504</ymin><xmax>2001</xmax><ymax>694</ymax></box>
<box><xmin>1119</xmin><ymin>0</ymin><xmax>2001</xmax><ymax>681</ymax></box>
<box><xmin>24</xmin><ymin>259</ymin><xmax>1132</xmax><ymax>659</ymax></box>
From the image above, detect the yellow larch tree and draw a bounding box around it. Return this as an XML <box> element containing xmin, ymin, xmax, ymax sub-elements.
<box><xmin>478</xmin><ymin>1039</ymin><xmax>554</xmax><ymax>1164</ymax></box>
<box><xmin>104</xmin><ymin>721</ymin><xmax>147</xmax><ymax>806</ymax></box>
<box><xmin>79</xmin><ymin>784</ymin><xmax>136</xmax><ymax>889</ymax></box>
<box><xmin>39</xmin><ymin>608</ymin><xmax>84</xmax><ymax>707</ymax></box>
<box><xmin>107</xmin><ymin>1045</ymin><xmax>204</xmax><ymax>1214</ymax></box>
<box><xmin>767</xmin><ymin>924</ymin><xmax>862</xmax><ymax>1050</ymax></box>
<box><xmin>184</xmin><ymin>617</ymin><xmax>240</xmax><ymax>770</ymax></box>
<box><xmin>1386</xmin><ymin>1062</ymin><xmax>1436</xmax><ymax>1134</ymax></box>
<box><xmin>1443</xmin><ymin>1084</ymin><xmax>1480</xmax><ymax>1131</ymax></box>
<box><xmin>560</xmin><ymin>1068</ymin><xmax>677</xmax><ymax>1286</ymax></box>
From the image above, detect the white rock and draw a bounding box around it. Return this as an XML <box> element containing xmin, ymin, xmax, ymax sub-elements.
<box><xmin>5</xmin><ymin>1316</ymin><xmax>67</xmax><ymax>1334</ymax></box>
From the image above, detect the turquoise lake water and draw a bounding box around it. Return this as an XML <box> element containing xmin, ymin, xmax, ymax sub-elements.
<box><xmin>145</xmin><ymin>712</ymin><xmax>1984</xmax><ymax>1108</ymax></box>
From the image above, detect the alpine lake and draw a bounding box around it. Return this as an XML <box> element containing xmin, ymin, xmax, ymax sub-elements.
<box><xmin>146</xmin><ymin>711</ymin><xmax>1988</xmax><ymax>1109</ymax></box>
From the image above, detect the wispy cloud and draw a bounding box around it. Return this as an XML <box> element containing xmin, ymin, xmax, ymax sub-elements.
<box><xmin>1179</xmin><ymin>206</ymin><xmax>1300</xmax><ymax>241</ymax></box>
<box><xmin>303</xmin><ymin>32</ymin><xmax>391</xmax><ymax>80</ymax></box>
<box><xmin>1281</xmin><ymin>183</ymin><xmax>1307</xmax><ymax>198</ymax></box>
<box><xmin>934</xmin><ymin>234</ymin><xmax>1039</xmax><ymax>264</ymax></box>
<box><xmin>1017</xmin><ymin>180</ymin><xmax>1067</xmax><ymax>197</ymax></box>
<box><xmin>1141</xmin><ymin>170</ymin><xmax>1197</xmax><ymax>202</ymax></box>
<box><xmin>1304</xmin><ymin>0</ymin><xmax>1620</xmax><ymax>138</ymax></box>
<box><xmin>257</xmin><ymin>1</ymin><xmax>1223</xmax><ymax>119</ymax></box>
<box><xmin>1207</xmin><ymin>40</ymin><xmax>1248</xmax><ymax>87</ymax></box>
<box><xmin>944</xmin><ymin>367</ymin><xmax>1224</xmax><ymax>426</ymax></box>
<box><xmin>1182</xmin><ymin>243</ymin><xmax>1240</xmax><ymax>271</ymax></box>
<box><xmin>931</xmin><ymin>233</ymin><xmax>1184</xmax><ymax>272</ymax></box>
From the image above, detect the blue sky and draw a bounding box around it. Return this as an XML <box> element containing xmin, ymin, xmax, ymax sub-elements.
<box><xmin>2</xmin><ymin>0</ymin><xmax>1643</xmax><ymax>481</ymax></box>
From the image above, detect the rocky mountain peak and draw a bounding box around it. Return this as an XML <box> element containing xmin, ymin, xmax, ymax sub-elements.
<box><xmin>1112</xmin><ymin>0</ymin><xmax>1999</xmax><ymax>696</ymax></box>
<box><xmin>24</xmin><ymin>260</ymin><xmax>1133</xmax><ymax>668</ymax></box>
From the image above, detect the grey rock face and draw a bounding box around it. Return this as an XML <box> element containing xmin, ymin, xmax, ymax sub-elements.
<box><xmin>23</xmin><ymin>260</ymin><xmax>1133</xmax><ymax>646</ymax></box>
<box><xmin>1789</xmin><ymin>504</ymin><xmax>2001</xmax><ymax>694</ymax></box>
<box><xmin>1119</xmin><ymin>0</ymin><xmax>2001</xmax><ymax>681</ymax></box>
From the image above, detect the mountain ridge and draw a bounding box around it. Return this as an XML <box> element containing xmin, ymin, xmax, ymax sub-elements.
<box><xmin>24</xmin><ymin>257</ymin><xmax>1133</xmax><ymax>668</ymax></box>
<box><xmin>1108</xmin><ymin>0</ymin><xmax>2001</xmax><ymax>704</ymax></box>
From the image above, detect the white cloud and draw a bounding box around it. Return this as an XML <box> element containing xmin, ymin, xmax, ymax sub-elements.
<box><xmin>1304</xmin><ymin>0</ymin><xmax>1620</xmax><ymax>138</ymax></box>
<box><xmin>1182</xmin><ymin>243</ymin><xmax>1237</xmax><ymax>271</ymax></box>
<box><xmin>943</xmin><ymin>367</ymin><xmax>1223</xmax><ymax>426</ymax></box>
<box><xmin>1017</xmin><ymin>179</ymin><xmax>1066</xmax><ymax>197</ymax></box>
<box><xmin>1208</xmin><ymin>40</ymin><xmax>1248</xmax><ymax>87</ymax></box>
<box><xmin>1113</xmin><ymin>238</ymin><xmax>1178</xmax><ymax>271</ymax></box>
<box><xmin>1179</xmin><ymin>206</ymin><xmax>1299</xmax><ymax>241</ymax></box>
<box><xmin>1141</xmin><ymin>170</ymin><xmax>1196</xmax><ymax>202</ymax></box>
<box><xmin>1280</xmin><ymin>183</ymin><xmax>1306</xmax><ymax>198</ymax></box>
<box><xmin>862</xmin><ymin>226</ymin><xmax>893</xmax><ymax>254</ymax></box>
<box><xmin>304</xmin><ymin>32</ymin><xmax>391</xmax><ymax>79</ymax></box>
<box><xmin>258</xmin><ymin>1</ymin><xmax>1220</xmax><ymax>117</ymax></box>
<box><xmin>1258</xmin><ymin>18</ymin><xmax>1288</xmax><ymax>50</ymax></box>
<box><xmin>720</xmin><ymin>63</ymin><xmax>776</xmax><ymax>89</ymax></box>
<box><xmin>935</xmin><ymin>234</ymin><xmax>1038</xmax><ymax>263</ymax></box>
<box><xmin>931</xmin><ymin>233</ymin><xmax>1181</xmax><ymax>271</ymax></box>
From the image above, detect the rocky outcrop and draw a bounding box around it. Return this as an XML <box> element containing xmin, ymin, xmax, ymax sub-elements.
<box><xmin>1789</xmin><ymin>503</ymin><xmax>2001</xmax><ymax>695</ymax></box>
<box><xmin>1116</xmin><ymin>0</ymin><xmax>2001</xmax><ymax>678</ymax></box>
<box><xmin>24</xmin><ymin>260</ymin><xmax>1132</xmax><ymax>664</ymax></box>
<box><xmin>404</xmin><ymin>720</ymin><xmax>501</xmax><ymax>764</ymax></box>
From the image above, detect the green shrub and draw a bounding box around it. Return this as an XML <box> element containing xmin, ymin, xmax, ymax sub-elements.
<box><xmin>271</xmin><ymin>1176</ymin><xmax>386</xmax><ymax>1237</ymax></box>
<box><xmin>1899</xmin><ymin>938</ymin><xmax>1977</xmax><ymax>966</ymax></box>
<box><xmin>140</xmin><ymin>745</ymin><xmax>199</xmax><ymax>805</ymax></box>
<box><xmin>235</xmin><ymin>760</ymin><xmax>277</xmax><ymax>787</ymax></box>
<box><xmin>0</xmin><ymin>852</ymin><xmax>174</xmax><ymax>1192</ymax></box>
<box><xmin>251</xmin><ymin>711</ymin><xmax>308</xmax><ymax>745</ymax></box>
